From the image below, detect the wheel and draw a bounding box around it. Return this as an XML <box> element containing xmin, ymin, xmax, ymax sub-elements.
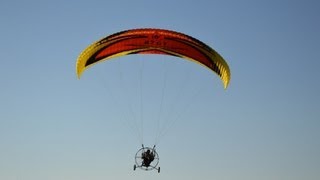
<box><xmin>158</xmin><ymin>167</ymin><xmax>160</xmax><ymax>173</ymax></box>
<box><xmin>133</xmin><ymin>164</ymin><xmax>136</xmax><ymax>171</ymax></box>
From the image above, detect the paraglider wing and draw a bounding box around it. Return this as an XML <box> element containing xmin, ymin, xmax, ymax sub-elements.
<box><xmin>76</xmin><ymin>28</ymin><xmax>230</xmax><ymax>88</ymax></box>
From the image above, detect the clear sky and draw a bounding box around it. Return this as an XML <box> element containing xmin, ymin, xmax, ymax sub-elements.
<box><xmin>1</xmin><ymin>0</ymin><xmax>319</xmax><ymax>180</ymax></box>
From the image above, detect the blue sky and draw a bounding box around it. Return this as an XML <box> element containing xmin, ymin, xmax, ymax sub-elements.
<box><xmin>1</xmin><ymin>0</ymin><xmax>319</xmax><ymax>180</ymax></box>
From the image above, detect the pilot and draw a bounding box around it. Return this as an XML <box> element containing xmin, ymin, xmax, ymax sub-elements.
<box><xmin>141</xmin><ymin>149</ymin><xmax>154</xmax><ymax>167</ymax></box>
